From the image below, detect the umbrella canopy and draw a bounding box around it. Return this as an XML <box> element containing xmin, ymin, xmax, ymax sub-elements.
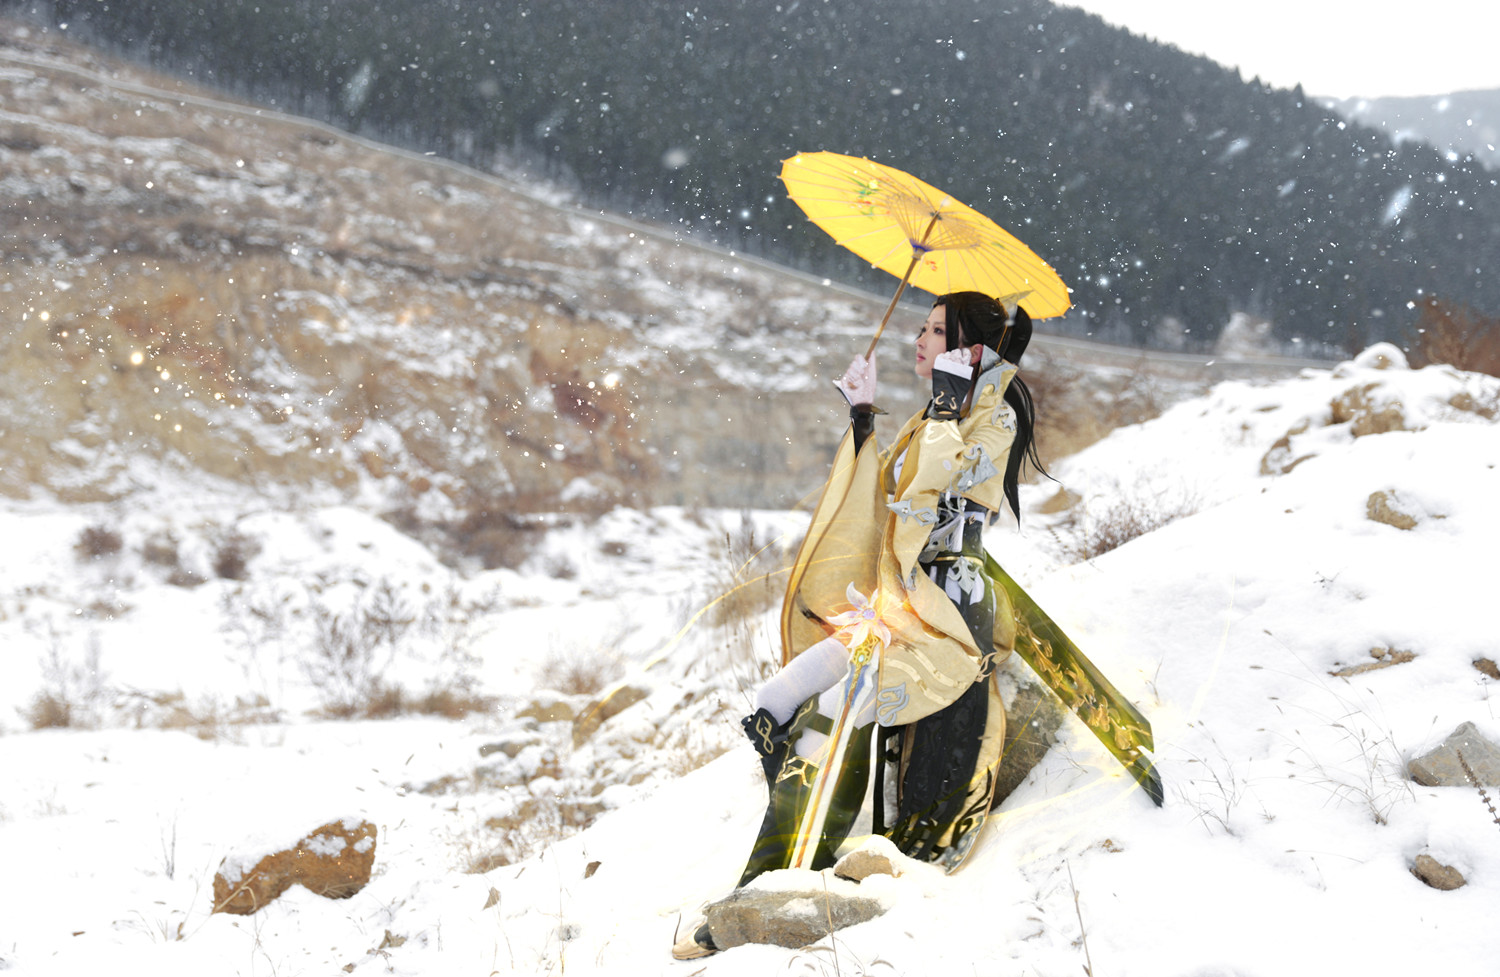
<box><xmin>779</xmin><ymin>151</ymin><xmax>1070</xmax><ymax>353</ymax></box>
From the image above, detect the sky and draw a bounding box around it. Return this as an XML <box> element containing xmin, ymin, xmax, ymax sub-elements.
<box><xmin>1059</xmin><ymin>1</ymin><xmax>1500</xmax><ymax>99</ymax></box>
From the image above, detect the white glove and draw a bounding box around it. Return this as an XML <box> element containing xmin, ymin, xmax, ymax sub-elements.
<box><xmin>833</xmin><ymin>353</ymin><xmax>877</xmax><ymax>405</ymax></box>
<box><xmin>932</xmin><ymin>346</ymin><xmax>975</xmax><ymax>378</ymax></box>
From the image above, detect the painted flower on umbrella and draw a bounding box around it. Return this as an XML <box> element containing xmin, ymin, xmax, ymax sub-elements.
<box><xmin>827</xmin><ymin>583</ymin><xmax>894</xmax><ymax>652</ymax></box>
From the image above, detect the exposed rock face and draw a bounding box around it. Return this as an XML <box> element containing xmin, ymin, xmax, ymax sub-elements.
<box><xmin>213</xmin><ymin>818</ymin><xmax>377</xmax><ymax>915</ymax></box>
<box><xmin>1412</xmin><ymin>854</ymin><xmax>1466</xmax><ymax>890</ymax></box>
<box><xmin>1408</xmin><ymin>722</ymin><xmax>1500</xmax><ymax>787</ymax></box>
<box><xmin>704</xmin><ymin>876</ymin><xmax>887</xmax><ymax>950</ymax></box>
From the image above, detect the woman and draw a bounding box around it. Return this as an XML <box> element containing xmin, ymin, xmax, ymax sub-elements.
<box><xmin>675</xmin><ymin>292</ymin><xmax>1042</xmax><ymax>960</ymax></box>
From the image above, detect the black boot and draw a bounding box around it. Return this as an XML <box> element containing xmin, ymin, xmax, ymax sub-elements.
<box><xmin>735</xmin><ymin>700</ymin><xmax>872</xmax><ymax>887</ymax></box>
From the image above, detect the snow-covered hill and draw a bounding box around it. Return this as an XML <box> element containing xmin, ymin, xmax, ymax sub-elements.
<box><xmin>3</xmin><ymin>348</ymin><xmax>1497</xmax><ymax>976</ymax></box>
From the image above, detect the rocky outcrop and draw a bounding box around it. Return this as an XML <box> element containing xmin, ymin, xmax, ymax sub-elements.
<box><xmin>1408</xmin><ymin>722</ymin><xmax>1500</xmax><ymax>787</ymax></box>
<box><xmin>212</xmin><ymin>818</ymin><xmax>377</xmax><ymax>915</ymax></box>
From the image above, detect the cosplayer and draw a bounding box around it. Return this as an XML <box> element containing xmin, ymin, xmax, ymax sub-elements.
<box><xmin>675</xmin><ymin>291</ymin><xmax>1044</xmax><ymax>959</ymax></box>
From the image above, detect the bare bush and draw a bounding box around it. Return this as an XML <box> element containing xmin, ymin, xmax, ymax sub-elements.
<box><xmin>1411</xmin><ymin>295</ymin><xmax>1500</xmax><ymax>377</ymax></box>
<box><xmin>536</xmin><ymin>631</ymin><xmax>627</xmax><ymax>697</ymax></box>
<box><xmin>74</xmin><ymin>524</ymin><xmax>124</xmax><ymax>561</ymax></box>
<box><xmin>212</xmin><ymin>528</ymin><xmax>261</xmax><ymax>580</ymax></box>
<box><xmin>21</xmin><ymin>628</ymin><xmax>109</xmax><ymax>730</ymax></box>
<box><xmin>1053</xmin><ymin>481</ymin><xmax>1200</xmax><ymax>563</ymax></box>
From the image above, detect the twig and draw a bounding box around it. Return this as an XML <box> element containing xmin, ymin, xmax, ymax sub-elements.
<box><xmin>1066</xmin><ymin>860</ymin><xmax>1094</xmax><ymax>977</ymax></box>
<box><xmin>1456</xmin><ymin>748</ymin><xmax>1500</xmax><ymax>834</ymax></box>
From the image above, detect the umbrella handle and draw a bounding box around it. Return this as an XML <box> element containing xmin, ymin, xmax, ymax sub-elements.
<box><xmin>864</xmin><ymin>254</ymin><xmax>920</xmax><ymax>359</ymax></box>
<box><xmin>863</xmin><ymin>213</ymin><xmax>938</xmax><ymax>360</ymax></box>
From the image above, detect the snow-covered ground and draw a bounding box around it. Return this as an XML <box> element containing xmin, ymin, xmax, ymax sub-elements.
<box><xmin>4</xmin><ymin>347</ymin><xmax>1499</xmax><ymax>976</ymax></box>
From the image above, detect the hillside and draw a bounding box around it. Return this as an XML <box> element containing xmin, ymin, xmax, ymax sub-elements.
<box><xmin>9</xmin><ymin>0</ymin><xmax>1500</xmax><ymax>351</ymax></box>
<box><xmin>2</xmin><ymin>344</ymin><xmax>1496</xmax><ymax>975</ymax></box>
<box><xmin>1</xmin><ymin>18</ymin><xmax>1320</xmax><ymax>569</ymax></box>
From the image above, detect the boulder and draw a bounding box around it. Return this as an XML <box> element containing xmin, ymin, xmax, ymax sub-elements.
<box><xmin>704</xmin><ymin>877</ymin><xmax>886</xmax><ymax>950</ymax></box>
<box><xmin>1412</xmin><ymin>854</ymin><xmax>1466</xmax><ymax>891</ymax></box>
<box><xmin>992</xmin><ymin>676</ymin><xmax>1066</xmax><ymax>808</ymax></box>
<box><xmin>213</xmin><ymin>818</ymin><xmax>377</xmax><ymax>915</ymax></box>
<box><xmin>1366</xmin><ymin>490</ymin><xmax>1419</xmax><ymax>531</ymax></box>
<box><xmin>1408</xmin><ymin>722</ymin><xmax>1500</xmax><ymax>787</ymax></box>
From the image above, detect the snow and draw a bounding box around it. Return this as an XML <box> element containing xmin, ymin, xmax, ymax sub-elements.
<box><xmin>4</xmin><ymin>353</ymin><xmax>1500</xmax><ymax>975</ymax></box>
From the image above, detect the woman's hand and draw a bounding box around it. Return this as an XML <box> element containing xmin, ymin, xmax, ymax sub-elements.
<box><xmin>929</xmin><ymin>345</ymin><xmax>980</xmax><ymax>419</ymax></box>
<box><xmin>834</xmin><ymin>353</ymin><xmax>877</xmax><ymax>405</ymax></box>
<box><xmin>932</xmin><ymin>345</ymin><xmax>982</xmax><ymax>376</ymax></box>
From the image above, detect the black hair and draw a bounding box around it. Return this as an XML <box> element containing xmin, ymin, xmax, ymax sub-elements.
<box><xmin>933</xmin><ymin>292</ymin><xmax>1047</xmax><ymax>522</ymax></box>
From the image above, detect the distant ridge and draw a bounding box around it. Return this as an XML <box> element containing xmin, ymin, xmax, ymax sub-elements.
<box><xmin>1322</xmin><ymin>88</ymin><xmax>1500</xmax><ymax>170</ymax></box>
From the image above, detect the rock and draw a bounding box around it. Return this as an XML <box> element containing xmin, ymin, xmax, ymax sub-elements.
<box><xmin>518</xmin><ymin>692</ymin><xmax>578</xmax><ymax>724</ymax></box>
<box><xmin>833</xmin><ymin>838</ymin><xmax>902</xmax><ymax>882</ymax></box>
<box><xmin>1329</xmin><ymin>646</ymin><xmax>1417</xmax><ymax>677</ymax></box>
<box><xmin>571</xmin><ymin>683</ymin><xmax>651</xmax><ymax>747</ymax></box>
<box><xmin>1351</xmin><ymin>343</ymin><xmax>1410</xmax><ymax>371</ymax></box>
<box><xmin>1037</xmin><ymin>487</ymin><xmax>1081</xmax><ymax>515</ymax></box>
<box><xmin>992</xmin><ymin>676</ymin><xmax>1066</xmax><ymax>809</ymax></box>
<box><xmin>1412</xmin><ymin>854</ymin><xmax>1466</xmax><ymax>890</ymax></box>
<box><xmin>705</xmin><ymin>878</ymin><xmax>887</xmax><ymax>950</ymax></box>
<box><xmin>1366</xmin><ymin>490</ymin><xmax>1419</xmax><ymax>530</ymax></box>
<box><xmin>1408</xmin><ymin>722</ymin><xmax>1500</xmax><ymax>787</ymax></box>
<box><xmin>1259</xmin><ymin>419</ymin><xmax>1314</xmax><ymax>476</ymax></box>
<box><xmin>213</xmin><ymin>818</ymin><xmax>377</xmax><ymax>915</ymax></box>
<box><xmin>1330</xmin><ymin>382</ymin><xmax>1408</xmax><ymax>437</ymax></box>
<box><xmin>479</xmin><ymin>730</ymin><xmax>542</xmax><ymax>758</ymax></box>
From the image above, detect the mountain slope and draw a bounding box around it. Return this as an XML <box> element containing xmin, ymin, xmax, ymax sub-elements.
<box><xmin>11</xmin><ymin>0</ymin><xmax>1500</xmax><ymax>350</ymax></box>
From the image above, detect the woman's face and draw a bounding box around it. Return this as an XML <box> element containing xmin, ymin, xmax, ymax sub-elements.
<box><xmin>914</xmin><ymin>305</ymin><xmax>949</xmax><ymax>379</ymax></box>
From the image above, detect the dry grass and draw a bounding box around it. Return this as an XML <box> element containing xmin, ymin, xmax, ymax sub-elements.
<box><xmin>703</xmin><ymin>512</ymin><xmax>786</xmax><ymax>629</ymax></box>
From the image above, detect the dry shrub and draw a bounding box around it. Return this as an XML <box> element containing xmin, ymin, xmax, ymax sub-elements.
<box><xmin>22</xmin><ymin>692</ymin><xmax>73</xmax><ymax>730</ymax></box>
<box><xmin>212</xmin><ymin>528</ymin><xmax>261</xmax><ymax>581</ymax></box>
<box><xmin>140</xmin><ymin>531</ymin><xmax>181</xmax><ymax>568</ymax></box>
<box><xmin>74</xmin><ymin>524</ymin><xmax>124</xmax><ymax>561</ymax></box>
<box><xmin>361</xmin><ymin>684</ymin><xmax>493</xmax><ymax>719</ymax></box>
<box><xmin>1411</xmin><ymin>295</ymin><xmax>1500</xmax><ymax>376</ymax></box>
<box><xmin>536</xmin><ymin>639</ymin><xmax>625</xmax><ymax>697</ymax></box>
<box><xmin>1054</xmin><ymin>482</ymin><xmax>1200</xmax><ymax>563</ymax></box>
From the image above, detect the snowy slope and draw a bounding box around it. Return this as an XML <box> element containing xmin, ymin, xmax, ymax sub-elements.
<box><xmin>3</xmin><ymin>348</ymin><xmax>1497</xmax><ymax>976</ymax></box>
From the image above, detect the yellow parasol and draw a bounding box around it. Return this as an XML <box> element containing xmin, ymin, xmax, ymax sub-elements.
<box><xmin>779</xmin><ymin>151</ymin><xmax>1070</xmax><ymax>356</ymax></box>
